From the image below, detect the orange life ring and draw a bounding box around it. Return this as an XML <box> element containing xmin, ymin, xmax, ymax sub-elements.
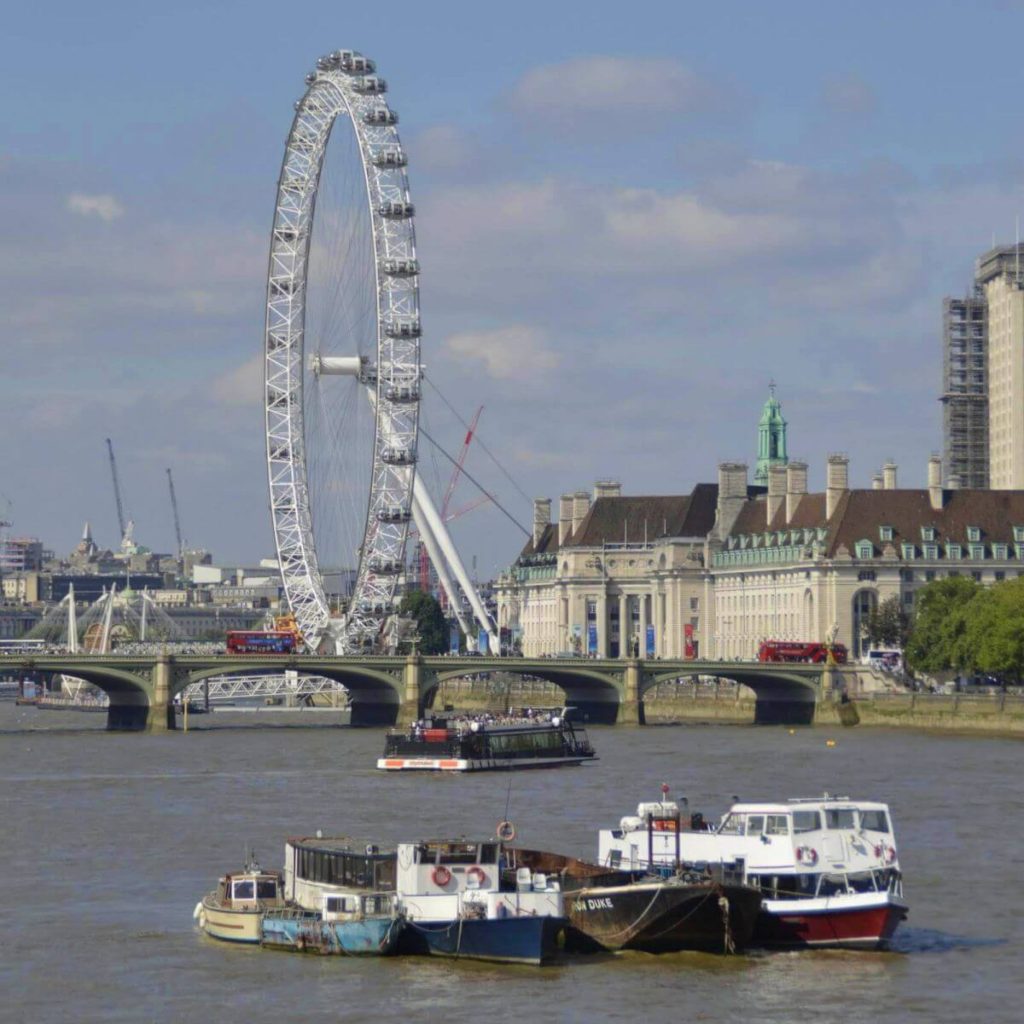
<box><xmin>796</xmin><ymin>845</ymin><xmax>818</xmax><ymax>866</ymax></box>
<box><xmin>467</xmin><ymin>866</ymin><xmax>487</xmax><ymax>887</ymax></box>
<box><xmin>431</xmin><ymin>865</ymin><xmax>452</xmax><ymax>887</ymax></box>
<box><xmin>496</xmin><ymin>820</ymin><xmax>516</xmax><ymax>842</ymax></box>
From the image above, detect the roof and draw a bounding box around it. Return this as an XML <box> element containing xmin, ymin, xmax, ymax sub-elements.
<box><xmin>516</xmin><ymin>484</ymin><xmax>723</xmax><ymax>559</ymax></box>
<box><xmin>726</xmin><ymin>487</ymin><xmax>1024</xmax><ymax>556</ymax></box>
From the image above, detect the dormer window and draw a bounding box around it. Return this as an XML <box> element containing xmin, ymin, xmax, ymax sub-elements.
<box><xmin>947</xmin><ymin>543</ymin><xmax>963</xmax><ymax>560</ymax></box>
<box><xmin>902</xmin><ymin>543</ymin><xmax>916</xmax><ymax>560</ymax></box>
<box><xmin>970</xmin><ymin>544</ymin><xmax>985</xmax><ymax>561</ymax></box>
<box><xmin>880</xmin><ymin>525</ymin><xmax>894</xmax><ymax>542</ymax></box>
<box><xmin>1014</xmin><ymin>526</ymin><xmax>1024</xmax><ymax>543</ymax></box>
<box><xmin>994</xmin><ymin>543</ymin><xmax>1009</xmax><ymax>559</ymax></box>
<box><xmin>923</xmin><ymin>543</ymin><xmax>939</xmax><ymax>560</ymax></box>
<box><xmin>922</xmin><ymin>526</ymin><xmax>937</xmax><ymax>542</ymax></box>
<box><xmin>855</xmin><ymin>539</ymin><xmax>874</xmax><ymax>560</ymax></box>
<box><xmin>967</xmin><ymin>526</ymin><xmax>981</xmax><ymax>543</ymax></box>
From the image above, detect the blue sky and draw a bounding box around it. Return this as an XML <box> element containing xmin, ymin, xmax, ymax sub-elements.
<box><xmin>5</xmin><ymin>0</ymin><xmax>1024</xmax><ymax>574</ymax></box>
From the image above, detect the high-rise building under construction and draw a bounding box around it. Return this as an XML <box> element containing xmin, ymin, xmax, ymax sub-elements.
<box><xmin>940</xmin><ymin>290</ymin><xmax>988</xmax><ymax>489</ymax></box>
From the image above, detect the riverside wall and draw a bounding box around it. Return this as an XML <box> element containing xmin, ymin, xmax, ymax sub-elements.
<box><xmin>432</xmin><ymin>676</ymin><xmax>1024</xmax><ymax>735</ymax></box>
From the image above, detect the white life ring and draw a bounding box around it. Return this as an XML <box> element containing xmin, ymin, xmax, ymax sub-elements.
<box><xmin>496</xmin><ymin>820</ymin><xmax>516</xmax><ymax>842</ymax></box>
<box><xmin>796</xmin><ymin>845</ymin><xmax>818</xmax><ymax>866</ymax></box>
<box><xmin>467</xmin><ymin>866</ymin><xmax>487</xmax><ymax>887</ymax></box>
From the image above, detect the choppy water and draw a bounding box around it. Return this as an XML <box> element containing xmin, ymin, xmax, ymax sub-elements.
<box><xmin>1</xmin><ymin>704</ymin><xmax>1020</xmax><ymax>1023</ymax></box>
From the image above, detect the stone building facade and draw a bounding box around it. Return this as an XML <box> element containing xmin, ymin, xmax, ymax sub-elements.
<box><xmin>499</xmin><ymin>455</ymin><xmax>1024</xmax><ymax>662</ymax></box>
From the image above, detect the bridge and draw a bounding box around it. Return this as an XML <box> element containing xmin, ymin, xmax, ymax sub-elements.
<box><xmin>2</xmin><ymin>653</ymin><xmax>846</xmax><ymax>731</ymax></box>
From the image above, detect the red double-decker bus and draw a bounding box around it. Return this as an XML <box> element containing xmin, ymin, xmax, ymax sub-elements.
<box><xmin>225</xmin><ymin>631</ymin><xmax>297</xmax><ymax>655</ymax></box>
<box><xmin>757</xmin><ymin>640</ymin><xmax>848</xmax><ymax>664</ymax></box>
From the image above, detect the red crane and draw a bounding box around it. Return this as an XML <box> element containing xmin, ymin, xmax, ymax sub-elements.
<box><xmin>418</xmin><ymin>406</ymin><xmax>484</xmax><ymax>592</ymax></box>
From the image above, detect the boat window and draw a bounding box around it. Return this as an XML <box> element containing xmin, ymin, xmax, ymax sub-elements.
<box><xmin>746</xmin><ymin>815</ymin><xmax>765</xmax><ymax>836</ymax></box>
<box><xmin>256</xmin><ymin>879</ymin><xmax>278</xmax><ymax>900</ymax></box>
<box><xmin>326</xmin><ymin>896</ymin><xmax>357</xmax><ymax>914</ymax></box>
<box><xmin>363</xmin><ymin>895</ymin><xmax>390</xmax><ymax>915</ymax></box>
<box><xmin>792</xmin><ymin>810</ymin><xmax>820</xmax><ymax>833</ymax></box>
<box><xmin>765</xmin><ymin>814</ymin><xmax>789</xmax><ymax>836</ymax></box>
<box><xmin>436</xmin><ymin>842</ymin><xmax>479</xmax><ymax>865</ymax></box>
<box><xmin>846</xmin><ymin>872</ymin><xmax>878</xmax><ymax>893</ymax></box>
<box><xmin>718</xmin><ymin>813</ymin><xmax>744</xmax><ymax>835</ymax></box>
<box><xmin>478</xmin><ymin>843</ymin><xmax>498</xmax><ymax>864</ymax></box>
<box><xmin>818</xmin><ymin>873</ymin><xmax>850</xmax><ymax>896</ymax></box>
<box><xmin>859</xmin><ymin>809</ymin><xmax>890</xmax><ymax>833</ymax></box>
<box><xmin>825</xmin><ymin>808</ymin><xmax>856</xmax><ymax>829</ymax></box>
<box><xmin>232</xmin><ymin>880</ymin><xmax>255</xmax><ymax>900</ymax></box>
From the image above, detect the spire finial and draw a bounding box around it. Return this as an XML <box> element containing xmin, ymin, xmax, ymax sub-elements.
<box><xmin>768</xmin><ymin>378</ymin><xmax>777</xmax><ymax>398</ymax></box>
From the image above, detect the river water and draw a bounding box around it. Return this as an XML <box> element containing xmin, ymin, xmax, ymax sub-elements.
<box><xmin>1</xmin><ymin>704</ymin><xmax>1020</xmax><ymax>1024</ymax></box>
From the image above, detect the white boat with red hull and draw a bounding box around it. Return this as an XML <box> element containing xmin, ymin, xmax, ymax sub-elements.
<box><xmin>598</xmin><ymin>790</ymin><xmax>908</xmax><ymax>950</ymax></box>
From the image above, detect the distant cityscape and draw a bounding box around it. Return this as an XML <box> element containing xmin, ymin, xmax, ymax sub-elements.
<box><xmin>5</xmin><ymin>240</ymin><xmax>1024</xmax><ymax>658</ymax></box>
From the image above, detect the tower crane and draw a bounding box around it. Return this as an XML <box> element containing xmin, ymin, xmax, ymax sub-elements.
<box><xmin>105</xmin><ymin>438</ymin><xmax>134</xmax><ymax>551</ymax></box>
<box><xmin>166</xmin><ymin>469</ymin><xmax>185</xmax><ymax>561</ymax></box>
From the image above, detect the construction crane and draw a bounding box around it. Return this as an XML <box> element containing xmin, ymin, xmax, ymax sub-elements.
<box><xmin>418</xmin><ymin>406</ymin><xmax>484</xmax><ymax>592</ymax></box>
<box><xmin>105</xmin><ymin>438</ymin><xmax>133</xmax><ymax>551</ymax></box>
<box><xmin>166</xmin><ymin>468</ymin><xmax>184</xmax><ymax>561</ymax></box>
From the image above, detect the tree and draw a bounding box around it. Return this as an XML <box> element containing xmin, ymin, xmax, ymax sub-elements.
<box><xmin>903</xmin><ymin>576</ymin><xmax>981</xmax><ymax>674</ymax></box>
<box><xmin>964</xmin><ymin>576</ymin><xmax>1024</xmax><ymax>683</ymax></box>
<box><xmin>863</xmin><ymin>595</ymin><xmax>910</xmax><ymax>649</ymax></box>
<box><xmin>397</xmin><ymin>591</ymin><xmax>449</xmax><ymax>655</ymax></box>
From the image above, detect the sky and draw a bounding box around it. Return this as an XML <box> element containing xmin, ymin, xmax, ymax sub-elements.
<box><xmin>5</xmin><ymin>0</ymin><xmax>1024</xmax><ymax>577</ymax></box>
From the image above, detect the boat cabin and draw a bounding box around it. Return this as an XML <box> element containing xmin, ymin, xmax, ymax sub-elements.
<box><xmin>214</xmin><ymin>868</ymin><xmax>285</xmax><ymax>910</ymax></box>
<box><xmin>396</xmin><ymin>840</ymin><xmax>564</xmax><ymax>924</ymax></box>
<box><xmin>599</xmin><ymin>794</ymin><xmax>901</xmax><ymax>900</ymax></box>
<box><xmin>285</xmin><ymin>837</ymin><xmax>397</xmax><ymax>912</ymax></box>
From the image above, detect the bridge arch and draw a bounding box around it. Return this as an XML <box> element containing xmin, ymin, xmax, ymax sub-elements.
<box><xmin>183</xmin><ymin>660</ymin><xmax>404</xmax><ymax>726</ymax></box>
<box><xmin>426</xmin><ymin>663</ymin><xmax>624</xmax><ymax>724</ymax></box>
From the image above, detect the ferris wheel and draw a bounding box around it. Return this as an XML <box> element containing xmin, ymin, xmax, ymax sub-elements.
<box><xmin>264</xmin><ymin>50</ymin><xmax>497</xmax><ymax>654</ymax></box>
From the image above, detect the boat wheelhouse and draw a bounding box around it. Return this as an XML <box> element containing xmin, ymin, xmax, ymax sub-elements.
<box><xmin>377</xmin><ymin>711</ymin><xmax>596</xmax><ymax>771</ymax></box>
<box><xmin>598</xmin><ymin>792</ymin><xmax>908</xmax><ymax>950</ymax></box>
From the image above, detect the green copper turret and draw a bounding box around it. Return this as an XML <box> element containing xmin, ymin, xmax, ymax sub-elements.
<box><xmin>755</xmin><ymin>382</ymin><xmax>788</xmax><ymax>484</ymax></box>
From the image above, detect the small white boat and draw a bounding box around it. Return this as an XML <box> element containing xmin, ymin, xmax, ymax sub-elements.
<box><xmin>195</xmin><ymin>858</ymin><xmax>286</xmax><ymax>944</ymax></box>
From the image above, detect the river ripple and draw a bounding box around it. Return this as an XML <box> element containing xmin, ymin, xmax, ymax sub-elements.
<box><xmin>0</xmin><ymin>704</ymin><xmax>1020</xmax><ymax>1023</ymax></box>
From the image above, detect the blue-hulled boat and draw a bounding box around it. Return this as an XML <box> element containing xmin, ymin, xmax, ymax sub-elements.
<box><xmin>395</xmin><ymin>839</ymin><xmax>568</xmax><ymax>965</ymax></box>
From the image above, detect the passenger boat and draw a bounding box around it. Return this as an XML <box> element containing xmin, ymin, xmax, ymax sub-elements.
<box><xmin>598</xmin><ymin>790</ymin><xmax>908</xmax><ymax>950</ymax></box>
<box><xmin>377</xmin><ymin>710</ymin><xmax>596</xmax><ymax>772</ymax></box>
<box><xmin>195</xmin><ymin>857</ymin><xmax>287</xmax><ymax>943</ymax></box>
<box><xmin>507</xmin><ymin>842</ymin><xmax>761</xmax><ymax>953</ymax></box>
<box><xmin>395</xmin><ymin>839</ymin><xmax>568</xmax><ymax>965</ymax></box>
<box><xmin>269</xmin><ymin>836</ymin><xmax>404</xmax><ymax>955</ymax></box>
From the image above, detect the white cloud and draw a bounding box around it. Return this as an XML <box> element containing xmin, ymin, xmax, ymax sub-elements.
<box><xmin>443</xmin><ymin>325</ymin><xmax>560</xmax><ymax>379</ymax></box>
<box><xmin>509</xmin><ymin>56</ymin><xmax>730</xmax><ymax>130</ymax></box>
<box><xmin>66</xmin><ymin>193</ymin><xmax>124</xmax><ymax>221</ymax></box>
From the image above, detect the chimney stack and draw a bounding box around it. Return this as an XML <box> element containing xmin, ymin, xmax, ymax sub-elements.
<box><xmin>928</xmin><ymin>454</ymin><xmax>943</xmax><ymax>510</ymax></box>
<box><xmin>572</xmin><ymin>490</ymin><xmax>590</xmax><ymax>534</ymax></box>
<box><xmin>593</xmin><ymin>480</ymin><xmax>622</xmax><ymax>499</ymax></box>
<box><xmin>826</xmin><ymin>454</ymin><xmax>849</xmax><ymax>520</ymax></box>
<box><xmin>532</xmin><ymin>497</ymin><xmax>551</xmax><ymax>547</ymax></box>
<box><xmin>882</xmin><ymin>461</ymin><xmax>898</xmax><ymax>490</ymax></box>
<box><xmin>767</xmin><ymin>464</ymin><xmax>787</xmax><ymax>525</ymax></box>
<box><xmin>947</xmin><ymin>473</ymin><xmax>961</xmax><ymax>491</ymax></box>
<box><xmin>558</xmin><ymin>494</ymin><xmax>574</xmax><ymax>544</ymax></box>
<box><xmin>714</xmin><ymin>461</ymin><xmax>749</xmax><ymax>539</ymax></box>
<box><xmin>785</xmin><ymin>461</ymin><xmax>808</xmax><ymax>523</ymax></box>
